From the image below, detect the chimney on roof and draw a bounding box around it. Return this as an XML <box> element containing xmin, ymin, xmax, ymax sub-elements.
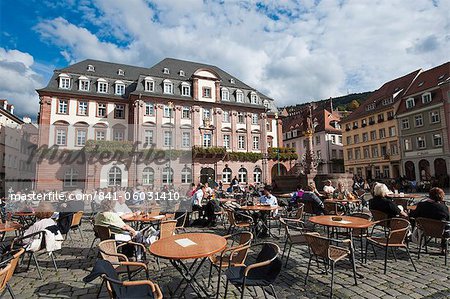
<box><xmin>2</xmin><ymin>100</ymin><xmax>7</xmax><ymax>110</ymax></box>
<box><xmin>23</xmin><ymin>116</ymin><xmax>31</xmax><ymax>124</ymax></box>
<box><xmin>329</xmin><ymin>97</ymin><xmax>333</xmax><ymax>112</ymax></box>
<box><xmin>9</xmin><ymin>105</ymin><xmax>14</xmax><ymax>114</ymax></box>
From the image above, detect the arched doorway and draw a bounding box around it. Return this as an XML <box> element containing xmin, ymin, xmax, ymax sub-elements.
<box><xmin>200</xmin><ymin>167</ymin><xmax>215</xmax><ymax>185</ymax></box>
<box><xmin>404</xmin><ymin>161</ymin><xmax>415</xmax><ymax>181</ymax></box>
<box><xmin>418</xmin><ymin>159</ymin><xmax>431</xmax><ymax>181</ymax></box>
<box><xmin>271</xmin><ymin>163</ymin><xmax>287</xmax><ymax>179</ymax></box>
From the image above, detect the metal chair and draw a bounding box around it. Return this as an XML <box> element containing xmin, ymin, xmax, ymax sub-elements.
<box><xmin>207</xmin><ymin>232</ymin><xmax>253</xmax><ymax>298</ymax></box>
<box><xmin>304</xmin><ymin>232</ymin><xmax>357</xmax><ymax>298</ymax></box>
<box><xmin>89</xmin><ymin>224</ymin><xmax>112</xmax><ymax>254</ymax></box>
<box><xmin>159</xmin><ymin>220</ymin><xmax>177</xmax><ymax>240</ymax></box>
<box><xmin>350</xmin><ymin>212</ymin><xmax>372</xmax><ymax>262</ymax></box>
<box><xmin>65</xmin><ymin>211</ymin><xmax>84</xmax><ymax>241</ymax></box>
<box><xmin>416</xmin><ymin>217</ymin><xmax>449</xmax><ymax>265</ymax></box>
<box><xmin>365</xmin><ymin>218</ymin><xmax>416</xmax><ymax>274</ymax></box>
<box><xmin>224</xmin><ymin>242</ymin><xmax>282</xmax><ymax>299</ymax></box>
<box><xmin>280</xmin><ymin>218</ymin><xmax>307</xmax><ymax>267</ymax></box>
<box><xmin>0</xmin><ymin>248</ymin><xmax>25</xmax><ymax>298</ymax></box>
<box><xmin>225</xmin><ymin>209</ymin><xmax>253</xmax><ymax>234</ymax></box>
<box><xmin>324</xmin><ymin>202</ymin><xmax>345</xmax><ymax>216</ymax></box>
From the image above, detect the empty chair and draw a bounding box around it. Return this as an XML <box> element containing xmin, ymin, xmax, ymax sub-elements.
<box><xmin>416</xmin><ymin>217</ymin><xmax>449</xmax><ymax>265</ymax></box>
<box><xmin>0</xmin><ymin>248</ymin><xmax>25</xmax><ymax>298</ymax></box>
<box><xmin>365</xmin><ymin>218</ymin><xmax>416</xmax><ymax>274</ymax></box>
<box><xmin>159</xmin><ymin>220</ymin><xmax>177</xmax><ymax>240</ymax></box>
<box><xmin>225</xmin><ymin>209</ymin><xmax>253</xmax><ymax>234</ymax></box>
<box><xmin>324</xmin><ymin>202</ymin><xmax>345</xmax><ymax>216</ymax></box>
<box><xmin>65</xmin><ymin>211</ymin><xmax>84</xmax><ymax>241</ymax></box>
<box><xmin>280</xmin><ymin>218</ymin><xmax>307</xmax><ymax>267</ymax></box>
<box><xmin>224</xmin><ymin>242</ymin><xmax>282</xmax><ymax>299</ymax></box>
<box><xmin>84</xmin><ymin>259</ymin><xmax>162</xmax><ymax>299</ymax></box>
<box><xmin>350</xmin><ymin>212</ymin><xmax>372</xmax><ymax>262</ymax></box>
<box><xmin>304</xmin><ymin>232</ymin><xmax>357</xmax><ymax>298</ymax></box>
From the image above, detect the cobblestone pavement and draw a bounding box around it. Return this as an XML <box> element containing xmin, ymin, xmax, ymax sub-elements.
<box><xmin>4</xmin><ymin>215</ymin><xmax>450</xmax><ymax>299</ymax></box>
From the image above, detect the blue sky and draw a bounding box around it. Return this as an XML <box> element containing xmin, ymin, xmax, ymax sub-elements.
<box><xmin>1</xmin><ymin>0</ymin><xmax>449</xmax><ymax>117</ymax></box>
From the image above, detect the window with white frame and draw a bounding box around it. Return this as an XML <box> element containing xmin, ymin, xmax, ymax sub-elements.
<box><xmin>404</xmin><ymin>139</ymin><xmax>411</xmax><ymax>151</ymax></box>
<box><xmin>203</xmin><ymin>133</ymin><xmax>212</xmax><ymax>147</ymax></box>
<box><xmin>250</xmin><ymin>93</ymin><xmax>258</xmax><ymax>104</ymax></box>
<box><xmin>238</xmin><ymin>168</ymin><xmax>247</xmax><ymax>183</ymax></box>
<box><xmin>95</xmin><ymin>130</ymin><xmax>106</xmax><ymax>141</ymax></box>
<box><xmin>179</xmin><ymin>70</ymin><xmax>185</xmax><ymax>76</ymax></box>
<box><xmin>223</xmin><ymin>135</ymin><xmax>230</xmax><ymax>149</ymax></box>
<box><xmin>114</xmin><ymin>104</ymin><xmax>125</xmax><ymax>119</ymax></box>
<box><xmin>145</xmin><ymin>102</ymin><xmax>154</xmax><ymax>116</ymax></box>
<box><xmin>366</xmin><ymin>103</ymin><xmax>375</xmax><ymax>111</ymax></box>
<box><xmin>97</xmin><ymin>103</ymin><xmax>107</xmax><ymax>117</ymax></box>
<box><xmin>331</xmin><ymin>135</ymin><xmax>336</xmax><ymax>144</ymax></box>
<box><xmin>182</xmin><ymin>106</ymin><xmax>191</xmax><ymax>119</ymax></box>
<box><xmin>144</xmin><ymin>130</ymin><xmax>153</xmax><ymax>145</ymax></box>
<box><xmin>108</xmin><ymin>167</ymin><xmax>122</xmax><ymax>186</ymax></box>
<box><xmin>76</xmin><ymin>129</ymin><xmax>87</xmax><ymax>146</ymax></box>
<box><xmin>389</xmin><ymin>126</ymin><xmax>396</xmax><ymax>137</ymax></box>
<box><xmin>406</xmin><ymin>98</ymin><xmax>415</xmax><ymax>109</ymax></box>
<box><xmin>182</xmin><ymin>132</ymin><xmax>190</xmax><ymax>148</ymax></box>
<box><xmin>370</xmin><ymin>131</ymin><xmax>377</xmax><ymax>140</ymax></box>
<box><xmin>79</xmin><ymin>79</ymin><xmax>89</xmax><ymax>91</ymax></box>
<box><xmin>58</xmin><ymin>100</ymin><xmax>68</xmax><ymax>114</ymax></box>
<box><xmin>203</xmin><ymin>108</ymin><xmax>211</xmax><ymax>120</ymax></box>
<box><xmin>163</xmin><ymin>68</ymin><xmax>170</xmax><ymax>74</ymax></box>
<box><xmin>222</xmin><ymin>168</ymin><xmax>232</xmax><ymax>183</ymax></box>
<box><xmin>252</xmin><ymin>136</ymin><xmax>260</xmax><ymax>150</ymax></box>
<box><xmin>64</xmin><ymin>168</ymin><xmax>78</xmax><ymax>187</ymax></box>
<box><xmin>162</xmin><ymin>167</ymin><xmax>173</xmax><ymax>184</ymax></box>
<box><xmin>202</xmin><ymin>87</ymin><xmax>211</xmax><ymax>98</ymax></box>
<box><xmin>372</xmin><ymin>146</ymin><xmax>379</xmax><ymax>157</ymax></box>
<box><xmin>164</xmin><ymin>131</ymin><xmax>172</xmax><ymax>147</ymax></box>
<box><xmin>145</xmin><ymin>79</ymin><xmax>154</xmax><ymax>92</ymax></box>
<box><xmin>142</xmin><ymin>167</ymin><xmax>154</xmax><ymax>185</ymax></box>
<box><xmin>382</xmin><ymin>98</ymin><xmax>394</xmax><ymax>106</ymax></box>
<box><xmin>78</xmin><ymin>101</ymin><xmax>88</xmax><ymax>116</ymax></box>
<box><xmin>113</xmin><ymin>129</ymin><xmax>124</xmax><ymax>141</ymax></box>
<box><xmin>363</xmin><ymin>147</ymin><xmax>370</xmax><ymax>158</ymax></box>
<box><xmin>252</xmin><ymin>113</ymin><xmax>258</xmax><ymax>125</ymax></box>
<box><xmin>414</xmin><ymin>114</ymin><xmax>423</xmax><ymax>127</ymax></box>
<box><xmin>115</xmin><ymin>83</ymin><xmax>125</xmax><ymax>95</ymax></box>
<box><xmin>117</xmin><ymin>69</ymin><xmax>124</xmax><ymax>76</ymax></box>
<box><xmin>181</xmin><ymin>167</ymin><xmax>192</xmax><ymax>184</ymax></box>
<box><xmin>379</xmin><ymin>128</ymin><xmax>386</xmax><ymax>138</ymax></box>
<box><xmin>417</xmin><ymin>136</ymin><xmax>426</xmax><ymax>149</ymax></box>
<box><xmin>221</xmin><ymin>88</ymin><xmax>229</xmax><ymax>101</ymax></box>
<box><xmin>422</xmin><ymin>93</ymin><xmax>432</xmax><ymax>103</ymax></box>
<box><xmin>56</xmin><ymin>128</ymin><xmax>67</xmax><ymax>146</ymax></box>
<box><xmin>181</xmin><ymin>83</ymin><xmax>191</xmax><ymax>96</ymax></box>
<box><xmin>237</xmin><ymin>112</ymin><xmax>244</xmax><ymax>123</ymax></box>
<box><xmin>238</xmin><ymin>135</ymin><xmax>245</xmax><ymax>149</ymax></box>
<box><xmin>390</xmin><ymin>142</ymin><xmax>398</xmax><ymax>155</ymax></box>
<box><xmin>430</xmin><ymin>111</ymin><xmax>440</xmax><ymax>123</ymax></box>
<box><xmin>362</xmin><ymin>133</ymin><xmax>368</xmax><ymax>142</ymax></box>
<box><xmin>59</xmin><ymin>75</ymin><xmax>71</xmax><ymax>89</ymax></box>
<box><xmin>236</xmin><ymin>90</ymin><xmax>244</xmax><ymax>102</ymax></box>
<box><xmin>163</xmin><ymin>105</ymin><xmax>173</xmax><ymax>118</ymax></box>
<box><xmin>253</xmin><ymin>168</ymin><xmax>262</xmax><ymax>183</ymax></box>
<box><xmin>87</xmin><ymin>64</ymin><xmax>95</xmax><ymax>72</ymax></box>
<box><xmin>163</xmin><ymin>80</ymin><xmax>173</xmax><ymax>94</ymax></box>
<box><xmin>223</xmin><ymin>111</ymin><xmax>230</xmax><ymax>123</ymax></box>
<box><xmin>433</xmin><ymin>133</ymin><xmax>442</xmax><ymax>147</ymax></box>
<box><xmin>347</xmin><ymin>149</ymin><xmax>353</xmax><ymax>160</ymax></box>
<box><xmin>98</xmin><ymin>80</ymin><xmax>108</xmax><ymax>93</ymax></box>
<box><xmin>401</xmin><ymin>119</ymin><xmax>410</xmax><ymax>130</ymax></box>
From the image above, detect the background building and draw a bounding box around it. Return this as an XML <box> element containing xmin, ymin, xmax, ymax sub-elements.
<box><xmin>396</xmin><ymin>62</ymin><xmax>450</xmax><ymax>187</ymax></box>
<box><xmin>35</xmin><ymin>58</ymin><xmax>282</xmax><ymax>191</ymax></box>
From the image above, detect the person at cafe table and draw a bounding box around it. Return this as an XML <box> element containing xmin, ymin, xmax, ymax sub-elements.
<box><xmin>323</xmin><ymin>180</ymin><xmax>335</xmax><ymax>197</ymax></box>
<box><xmin>113</xmin><ymin>191</ymin><xmax>138</xmax><ymax>220</ymax></box>
<box><xmin>369</xmin><ymin>183</ymin><xmax>408</xmax><ymax>218</ymax></box>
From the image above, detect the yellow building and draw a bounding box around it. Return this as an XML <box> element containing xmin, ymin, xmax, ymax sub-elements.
<box><xmin>341</xmin><ymin>70</ymin><xmax>420</xmax><ymax>181</ymax></box>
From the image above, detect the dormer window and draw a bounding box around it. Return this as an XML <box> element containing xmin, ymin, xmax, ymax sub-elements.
<box><xmin>144</xmin><ymin>77</ymin><xmax>154</xmax><ymax>92</ymax></box>
<box><xmin>250</xmin><ymin>92</ymin><xmax>258</xmax><ymax>104</ymax></box>
<box><xmin>115</xmin><ymin>81</ymin><xmax>125</xmax><ymax>95</ymax></box>
<box><xmin>59</xmin><ymin>74</ymin><xmax>71</xmax><ymax>89</ymax></box>
<box><xmin>179</xmin><ymin>70</ymin><xmax>185</xmax><ymax>77</ymax></box>
<box><xmin>97</xmin><ymin>78</ymin><xmax>108</xmax><ymax>93</ymax></box>
<box><xmin>117</xmin><ymin>69</ymin><xmax>124</xmax><ymax>76</ymax></box>
<box><xmin>230</xmin><ymin>78</ymin><xmax>235</xmax><ymax>84</ymax></box>
<box><xmin>382</xmin><ymin>98</ymin><xmax>394</xmax><ymax>106</ymax></box>
<box><xmin>221</xmin><ymin>88</ymin><xmax>230</xmax><ymax>101</ymax></box>
<box><xmin>78</xmin><ymin>76</ymin><xmax>90</xmax><ymax>91</ymax></box>
<box><xmin>163</xmin><ymin>68</ymin><xmax>170</xmax><ymax>74</ymax></box>
<box><xmin>236</xmin><ymin>90</ymin><xmax>244</xmax><ymax>103</ymax></box>
<box><xmin>406</xmin><ymin>98</ymin><xmax>415</xmax><ymax>109</ymax></box>
<box><xmin>366</xmin><ymin>103</ymin><xmax>375</xmax><ymax>111</ymax></box>
<box><xmin>421</xmin><ymin>92</ymin><xmax>431</xmax><ymax>104</ymax></box>
<box><xmin>163</xmin><ymin>79</ymin><xmax>173</xmax><ymax>94</ymax></box>
<box><xmin>181</xmin><ymin>82</ymin><xmax>190</xmax><ymax>96</ymax></box>
<box><xmin>87</xmin><ymin>64</ymin><xmax>95</xmax><ymax>72</ymax></box>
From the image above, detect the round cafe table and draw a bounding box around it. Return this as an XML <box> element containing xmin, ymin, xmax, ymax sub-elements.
<box><xmin>125</xmin><ymin>214</ymin><xmax>171</xmax><ymax>230</ymax></box>
<box><xmin>309</xmin><ymin>215</ymin><xmax>373</xmax><ymax>266</ymax></box>
<box><xmin>0</xmin><ymin>222</ymin><xmax>22</xmax><ymax>241</ymax></box>
<box><xmin>150</xmin><ymin>232</ymin><xmax>227</xmax><ymax>298</ymax></box>
<box><xmin>239</xmin><ymin>205</ymin><xmax>280</xmax><ymax>238</ymax></box>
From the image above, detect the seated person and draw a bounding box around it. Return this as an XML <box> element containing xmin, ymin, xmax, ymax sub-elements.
<box><xmin>301</xmin><ymin>185</ymin><xmax>325</xmax><ymax>215</ymax></box>
<box><xmin>289</xmin><ymin>185</ymin><xmax>304</xmax><ymax>209</ymax></box>
<box><xmin>95</xmin><ymin>199</ymin><xmax>136</xmax><ymax>240</ymax></box>
<box><xmin>255</xmin><ymin>185</ymin><xmax>278</xmax><ymax>237</ymax></box>
<box><xmin>369</xmin><ymin>183</ymin><xmax>408</xmax><ymax>218</ymax></box>
<box><xmin>410</xmin><ymin>187</ymin><xmax>449</xmax><ymax>252</ymax></box>
<box><xmin>113</xmin><ymin>191</ymin><xmax>136</xmax><ymax>220</ymax></box>
<box><xmin>24</xmin><ymin>201</ymin><xmax>58</xmax><ymax>237</ymax></box>
<box><xmin>333</xmin><ymin>182</ymin><xmax>350</xmax><ymax>200</ymax></box>
<box><xmin>191</xmin><ymin>184</ymin><xmax>206</xmax><ymax>219</ymax></box>
<box><xmin>323</xmin><ymin>180</ymin><xmax>335</xmax><ymax>197</ymax></box>
<box><xmin>309</xmin><ymin>182</ymin><xmax>322</xmax><ymax>198</ymax></box>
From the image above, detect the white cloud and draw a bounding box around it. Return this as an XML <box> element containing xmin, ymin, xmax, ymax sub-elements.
<box><xmin>0</xmin><ymin>48</ymin><xmax>45</xmax><ymax>117</ymax></box>
<box><xmin>33</xmin><ymin>0</ymin><xmax>450</xmax><ymax>106</ymax></box>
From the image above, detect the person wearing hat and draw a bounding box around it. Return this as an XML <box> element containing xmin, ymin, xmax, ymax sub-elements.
<box><xmin>323</xmin><ymin>180</ymin><xmax>335</xmax><ymax>197</ymax></box>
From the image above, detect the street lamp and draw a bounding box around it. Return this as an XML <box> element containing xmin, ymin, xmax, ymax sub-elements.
<box><xmin>168</xmin><ymin>101</ymin><xmax>174</xmax><ymax>187</ymax></box>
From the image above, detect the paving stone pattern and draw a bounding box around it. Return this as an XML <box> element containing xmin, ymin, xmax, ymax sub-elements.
<box><xmin>4</xmin><ymin>215</ymin><xmax>450</xmax><ymax>299</ymax></box>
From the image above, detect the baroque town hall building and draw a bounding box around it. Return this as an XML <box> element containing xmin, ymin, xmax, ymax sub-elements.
<box><xmin>36</xmin><ymin>58</ymin><xmax>282</xmax><ymax>191</ymax></box>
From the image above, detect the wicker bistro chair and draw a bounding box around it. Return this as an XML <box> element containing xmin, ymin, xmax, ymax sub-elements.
<box><xmin>224</xmin><ymin>242</ymin><xmax>282</xmax><ymax>299</ymax></box>
<box><xmin>302</xmin><ymin>201</ymin><xmax>316</xmax><ymax>218</ymax></box>
<box><xmin>84</xmin><ymin>259</ymin><xmax>162</xmax><ymax>299</ymax></box>
<box><xmin>324</xmin><ymin>202</ymin><xmax>345</xmax><ymax>216</ymax></box>
<box><xmin>280</xmin><ymin>218</ymin><xmax>308</xmax><ymax>267</ymax></box>
<box><xmin>89</xmin><ymin>223</ymin><xmax>113</xmax><ymax>254</ymax></box>
<box><xmin>365</xmin><ymin>218</ymin><xmax>416</xmax><ymax>274</ymax></box>
<box><xmin>159</xmin><ymin>220</ymin><xmax>177</xmax><ymax>240</ymax></box>
<box><xmin>0</xmin><ymin>248</ymin><xmax>25</xmax><ymax>298</ymax></box>
<box><xmin>207</xmin><ymin>232</ymin><xmax>253</xmax><ymax>298</ymax></box>
<box><xmin>416</xmin><ymin>217</ymin><xmax>449</xmax><ymax>265</ymax></box>
<box><xmin>350</xmin><ymin>212</ymin><xmax>372</xmax><ymax>262</ymax></box>
<box><xmin>174</xmin><ymin>212</ymin><xmax>189</xmax><ymax>233</ymax></box>
<box><xmin>225</xmin><ymin>209</ymin><xmax>254</xmax><ymax>234</ymax></box>
<box><xmin>65</xmin><ymin>211</ymin><xmax>84</xmax><ymax>241</ymax></box>
<box><xmin>304</xmin><ymin>233</ymin><xmax>357</xmax><ymax>298</ymax></box>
